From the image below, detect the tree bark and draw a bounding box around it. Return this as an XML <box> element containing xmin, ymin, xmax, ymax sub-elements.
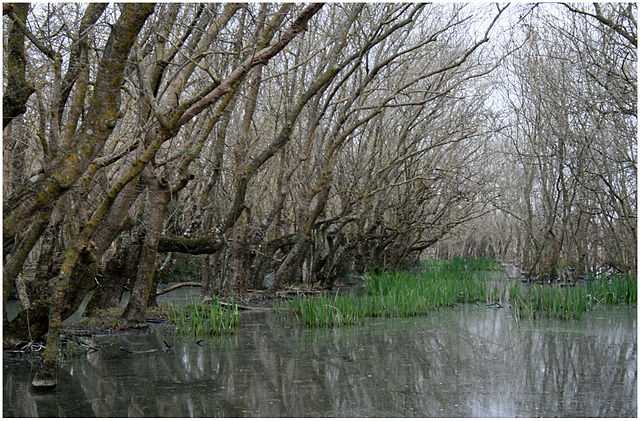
<box><xmin>3</xmin><ymin>3</ymin><xmax>34</xmax><ymax>129</ymax></box>
<box><xmin>123</xmin><ymin>176</ymin><xmax>171</xmax><ymax>322</ymax></box>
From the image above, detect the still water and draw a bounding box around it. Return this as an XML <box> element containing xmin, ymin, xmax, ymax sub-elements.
<box><xmin>3</xmin><ymin>304</ymin><xmax>636</xmax><ymax>417</ymax></box>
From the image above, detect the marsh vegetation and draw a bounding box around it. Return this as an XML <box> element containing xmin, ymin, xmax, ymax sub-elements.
<box><xmin>509</xmin><ymin>274</ymin><xmax>637</xmax><ymax>320</ymax></box>
<box><xmin>167</xmin><ymin>301</ymin><xmax>240</xmax><ymax>337</ymax></box>
<box><xmin>288</xmin><ymin>258</ymin><xmax>494</xmax><ymax>327</ymax></box>
<box><xmin>288</xmin><ymin>258</ymin><xmax>636</xmax><ymax>328</ymax></box>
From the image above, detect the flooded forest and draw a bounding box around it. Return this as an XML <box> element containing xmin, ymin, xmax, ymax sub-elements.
<box><xmin>2</xmin><ymin>2</ymin><xmax>637</xmax><ymax>418</ymax></box>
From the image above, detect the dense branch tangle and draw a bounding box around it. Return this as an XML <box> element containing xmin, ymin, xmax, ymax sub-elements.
<box><xmin>2</xmin><ymin>3</ymin><xmax>501</xmax><ymax>327</ymax></box>
<box><xmin>435</xmin><ymin>3</ymin><xmax>637</xmax><ymax>276</ymax></box>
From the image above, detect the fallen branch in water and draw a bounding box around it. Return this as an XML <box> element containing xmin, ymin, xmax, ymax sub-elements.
<box><xmin>155</xmin><ymin>282</ymin><xmax>202</xmax><ymax>296</ymax></box>
<box><xmin>217</xmin><ymin>300</ymin><xmax>268</xmax><ymax>312</ymax></box>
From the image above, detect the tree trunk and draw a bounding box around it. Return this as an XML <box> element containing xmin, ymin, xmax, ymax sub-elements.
<box><xmin>4</xmin><ymin>241</ymin><xmax>96</xmax><ymax>348</ymax></box>
<box><xmin>200</xmin><ymin>254</ymin><xmax>215</xmax><ymax>299</ymax></box>
<box><xmin>3</xmin><ymin>3</ymin><xmax>34</xmax><ymax>128</ymax></box>
<box><xmin>123</xmin><ymin>177</ymin><xmax>170</xmax><ymax>322</ymax></box>
<box><xmin>85</xmin><ymin>237</ymin><xmax>135</xmax><ymax>316</ymax></box>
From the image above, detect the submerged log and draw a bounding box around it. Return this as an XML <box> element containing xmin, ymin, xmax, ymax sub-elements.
<box><xmin>155</xmin><ymin>282</ymin><xmax>202</xmax><ymax>296</ymax></box>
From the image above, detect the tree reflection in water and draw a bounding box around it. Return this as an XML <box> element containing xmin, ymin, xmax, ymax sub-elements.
<box><xmin>3</xmin><ymin>306</ymin><xmax>636</xmax><ymax>417</ymax></box>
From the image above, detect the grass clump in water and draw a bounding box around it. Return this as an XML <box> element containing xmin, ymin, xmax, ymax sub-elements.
<box><xmin>584</xmin><ymin>274</ymin><xmax>637</xmax><ymax>305</ymax></box>
<box><xmin>289</xmin><ymin>257</ymin><xmax>493</xmax><ymax>327</ymax></box>
<box><xmin>509</xmin><ymin>274</ymin><xmax>636</xmax><ymax>321</ymax></box>
<box><xmin>291</xmin><ymin>257</ymin><xmax>636</xmax><ymax>326</ymax></box>
<box><xmin>509</xmin><ymin>283</ymin><xmax>589</xmax><ymax>320</ymax></box>
<box><xmin>288</xmin><ymin>294</ymin><xmax>362</xmax><ymax>328</ymax></box>
<box><xmin>167</xmin><ymin>299</ymin><xmax>239</xmax><ymax>336</ymax></box>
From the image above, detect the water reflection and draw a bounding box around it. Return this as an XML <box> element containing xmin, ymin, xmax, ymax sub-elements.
<box><xmin>3</xmin><ymin>305</ymin><xmax>636</xmax><ymax>417</ymax></box>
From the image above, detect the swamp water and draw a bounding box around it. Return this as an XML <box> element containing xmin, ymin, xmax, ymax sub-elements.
<box><xmin>3</xmin><ymin>300</ymin><xmax>636</xmax><ymax>417</ymax></box>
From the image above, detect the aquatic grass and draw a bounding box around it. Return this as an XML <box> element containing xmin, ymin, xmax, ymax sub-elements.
<box><xmin>509</xmin><ymin>283</ymin><xmax>590</xmax><ymax>320</ymax></box>
<box><xmin>585</xmin><ymin>274</ymin><xmax>637</xmax><ymax>305</ymax></box>
<box><xmin>509</xmin><ymin>274</ymin><xmax>636</xmax><ymax>321</ymax></box>
<box><xmin>288</xmin><ymin>294</ymin><xmax>362</xmax><ymax>328</ymax></box>
<box><xmin>167</xmin><ymin>299</ymin><xmax>239</xmax><ymax>336</ymax></box>
<box><xmin>290</xmin><ymin>257</ymin><xmax>494</xmax><ymax>328</ymax></box>
<box><xmin>288</xmin><ymin>292</ymin><xmax>432</xmax><ymax>327</ymax></box>
<box><xmin>291</xmin><ymin>257</ymin><xmax>636</xmax><ymax>326</ymax></box>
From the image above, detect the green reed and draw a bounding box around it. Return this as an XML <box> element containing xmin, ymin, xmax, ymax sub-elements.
<box><xmin>585</xmin><ymin>274</ymin><xmax>637</xmax><ymax>305</ymax></box>
<box><xmin>290</xmin><ymin>258</ymin><xmax>636</xmax><ymax>326</ymax></box>
<box><xmin>509</xmin><ymin>274</ymin><xmax>636</xmax><ymax>321</ymax></box>
<box><xmin>289</xmin><ymin>257</ymin><xmax>493</xmax><ymax>328</ymax></box>
<box><xmin>167</xmin><ymin>299</ymin><xmax>240</xmax><ymax>336</ymax></box>
<box><xmin>509</xmin><ymin>283</ymin><xmax>589</xmax><ymax>320</ymax></box>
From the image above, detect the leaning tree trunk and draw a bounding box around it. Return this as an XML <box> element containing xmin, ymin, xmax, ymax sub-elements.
<box><xmin>4</xmin><ymin>196</ymin><xmax>95</xmax><ymax>348</ymax></box>
<box><xmin>4</xmin><ymin>3</ymin><xmax>155</xmax><ymax>266</ymax></box>
<box><xmin>3</xmin><ymin>220</ymin><xmax>56</xmax><ymax>348</ymax></box>
<box><xmin>85</xmin><ymin>235</ymin><xmax>138</xmax><ymax>316</ymax></box>
<box><xmin>3</xmin><ymin>3</ymin><xmax>34</xmax><ymax>128</ymax></box>
<box><xmin>123</xmin><ymin>178</ymin><xmax>170</xmax><ymax>323</ymax></box>
<box><xmin>274</xmin><ymin>236</ymin><xmax>311</xmax><ymax>289</ymax></box>
<box><xmin>227</xmin><ymin>212</ymin><xmax>251</xmax><ymax>293</ymax></box>
<box><xmin>4</xmin><ymin>236</ymin><xmax>97</xmax><ymax>348</ymax></box>
<box><xmin>86</xmin><ymin>176</ymin><xmax>144</xmax><ymax>315</ymax></box>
